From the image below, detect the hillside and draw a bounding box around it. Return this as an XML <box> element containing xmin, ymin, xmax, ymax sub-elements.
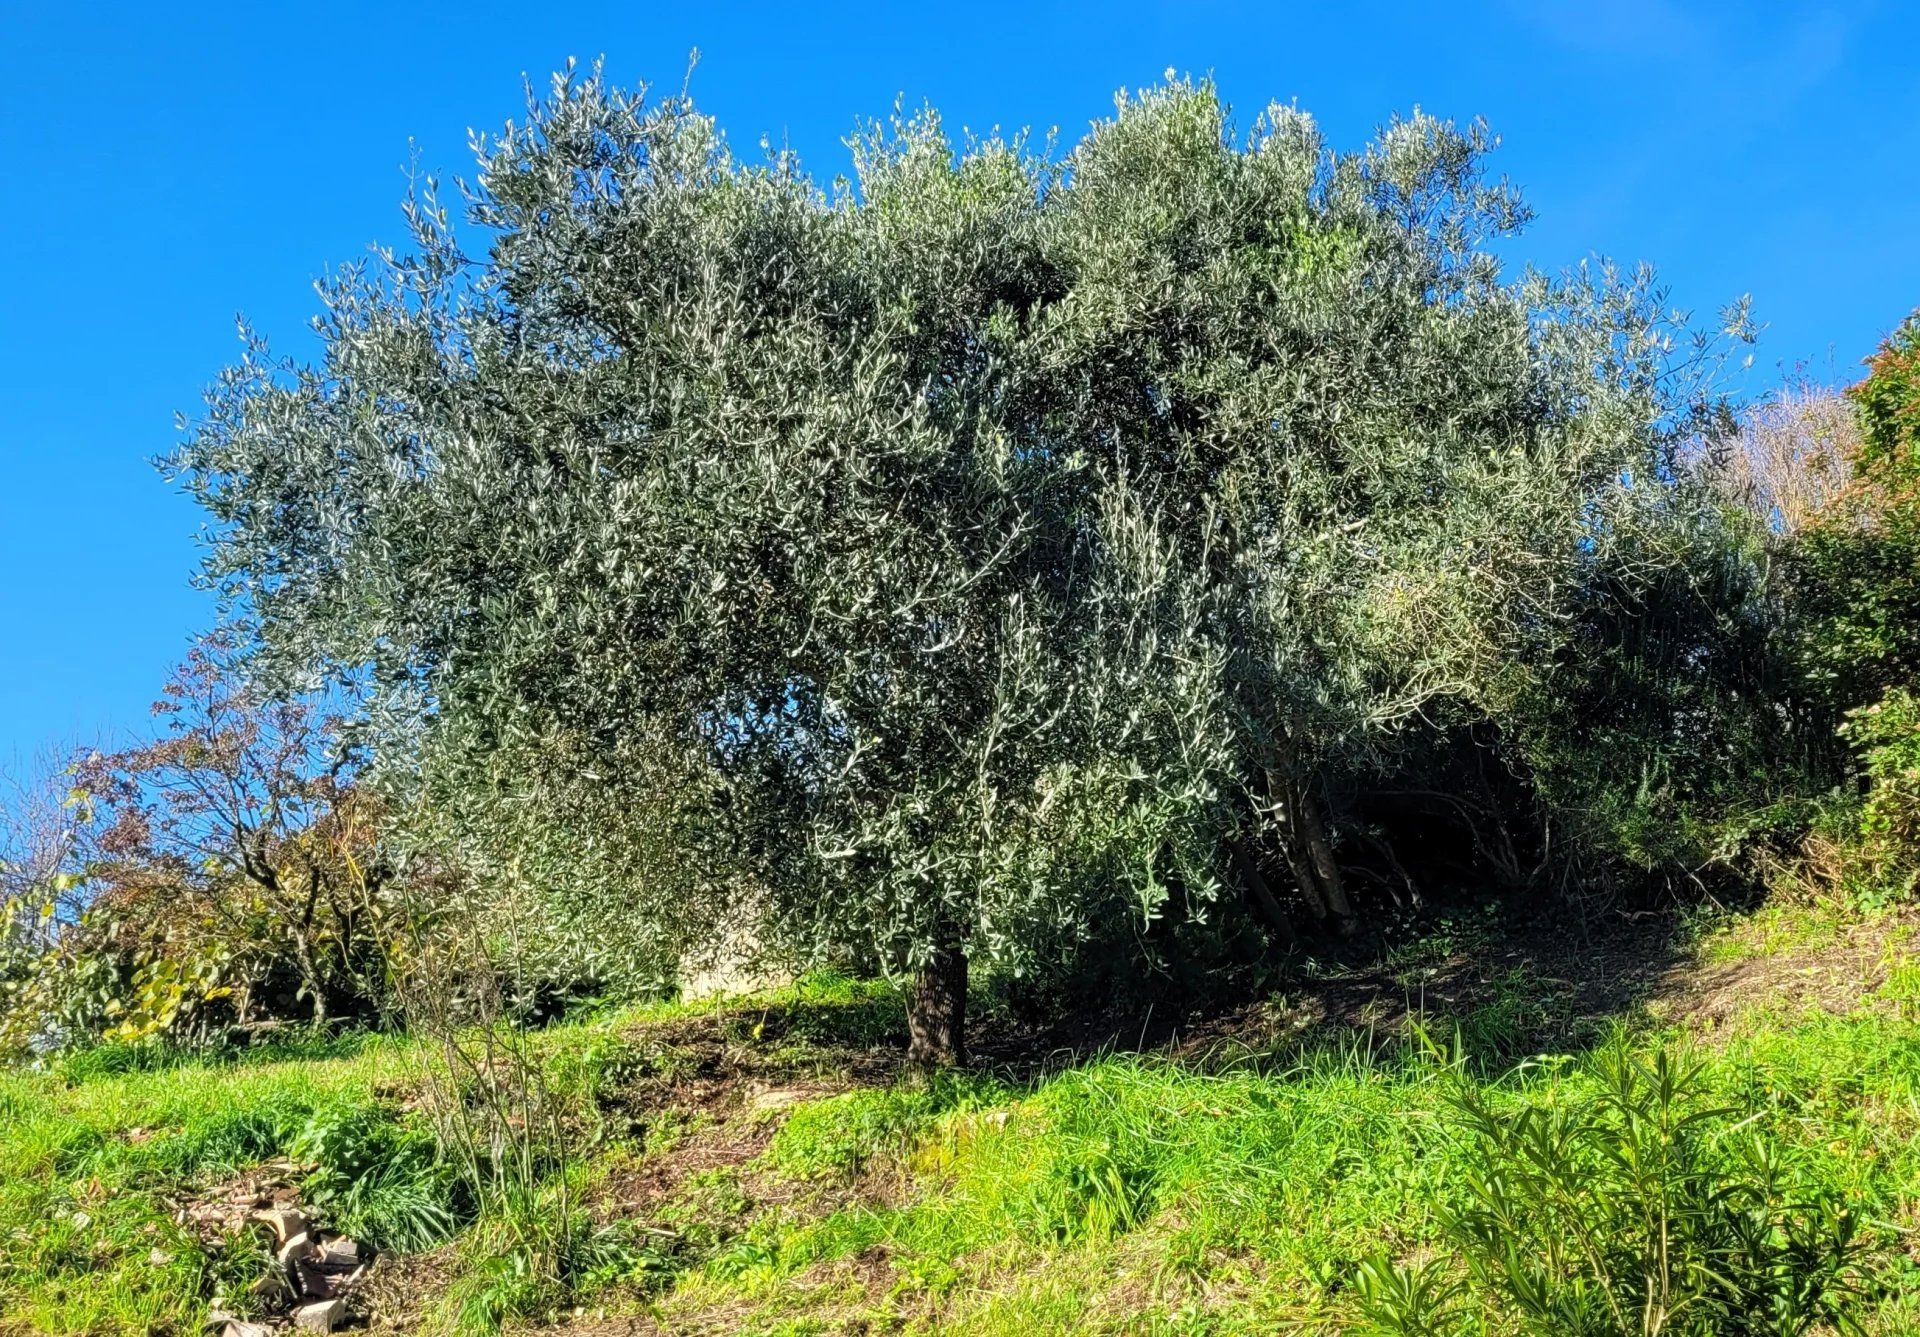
<box><xmin>5</xmin><ymin>892</ymin><xmax>1918</xmax><ymax>1335</ymax></box>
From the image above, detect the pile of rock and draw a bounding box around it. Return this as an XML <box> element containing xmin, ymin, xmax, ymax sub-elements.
<box><xmin>209</xmin><ymin>1206</ymin><xmax>371</xmax><ymax>1336</ymax></box>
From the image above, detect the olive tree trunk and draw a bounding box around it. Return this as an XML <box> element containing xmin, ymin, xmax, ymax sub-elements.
<box><xmin>1294</xmin><ymin>785</ymin><xmax>1357</xmax><ymax>933</ymax></box>
<box><xmin>1265</xmin><ymin>765</ymin><xmax>1357</xmax><ymax>935</ymax></box>
<box><xmin>906</xmin><ymin>937</ymin><xmax>968</xmax><ymax>1067</ymax></box>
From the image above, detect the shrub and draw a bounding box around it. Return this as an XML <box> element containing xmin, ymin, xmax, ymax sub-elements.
<box><xmin>1</xmin><ymin>640</ymin><xmax>421</xmax><ymax>1055</ymax></box>
<box><xmin>1356</xmin><ymin>1043</ymin><xmax>1867</xmax><ymax>1336</ymax></box>
<box><xmin>287</xmin><ymin>1103</ymin><xmax>463</xmax><ymax>1252</ymax></box>
<box><xmin>1839</xmin><ymin>689</ymin><xmax>1920</xmax><ymax>903</ymax></box>
<box><xmin>1773</xmin><ymin>313</ymin><xmax>1920</xmax><ymax>903</ymax></box>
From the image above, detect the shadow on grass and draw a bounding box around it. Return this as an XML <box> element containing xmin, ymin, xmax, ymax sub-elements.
<box><xmin>633</xmin><ymin>898</ymin><xmax>1712</xmax><ymax>1097</ymax></box>
<box><xmin>852</xmin><ymin>897</ymin><xmax>1705</xmax><ymax>1085</ymax></box>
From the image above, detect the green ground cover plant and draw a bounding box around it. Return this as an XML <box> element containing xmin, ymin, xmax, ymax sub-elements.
<box><xmin>3</xmin><ymin>898</ymin><xmax>1917</xmax><ymax>1335</ymax></box>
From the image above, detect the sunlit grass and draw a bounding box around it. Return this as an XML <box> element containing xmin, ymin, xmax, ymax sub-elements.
<box><xmin>3</xmin><ymin>905</ymin><xmax>1917</xmax><ymax>1333</ymax></box>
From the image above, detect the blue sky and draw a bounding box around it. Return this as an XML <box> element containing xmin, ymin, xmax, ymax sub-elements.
<box><xmin>2</xmin><ymin>1</ymin><xmax>1916</xmax><ymax>765</ymax></box>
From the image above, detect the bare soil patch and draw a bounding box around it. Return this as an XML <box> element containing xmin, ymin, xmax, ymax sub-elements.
<box><xmin>1648</xmin><ymin>905</ymin><xmax>1917</xmax><ymax>1030</ymax></box>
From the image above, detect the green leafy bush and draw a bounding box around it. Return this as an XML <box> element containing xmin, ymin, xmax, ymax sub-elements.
<box><xmin>1839</xmin><ymin>689</ymin><xmax>1920</xmax><ymax>903</ymax></box>
<box><xmin>1775</xmin><ymin>313</ymin><xmax>1920</xmax><ymax>904</ymax></box>
<box><xmin>1356</xmin><ymin>1043</ymin><xmax>1867</xmax><ymax>1336</ymax></box>
<box><xmin>287</xmin><ymin>1104</ymin><xmax>463</xmax><ymax>1252</ymax></box>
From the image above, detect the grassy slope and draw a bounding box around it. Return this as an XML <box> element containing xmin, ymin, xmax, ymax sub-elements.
<box><xmin>4</xmin><ymin>901</ymin><xmax>1920</xmax><ymax>1335</ymax></box>
<box><xmin>0</xmin><ymin>1037</ymin><xmax>418</xmax><ymax>1333</ymax></box>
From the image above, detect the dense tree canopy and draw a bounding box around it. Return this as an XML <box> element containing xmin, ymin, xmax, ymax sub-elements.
<box><xmin>1793</xmin><ymin>314</ymin><xmax>1920</xmax><ymax>707</ymax></box>
<box><xmin>1803</xmin><ymin>313</ymin><xmax>1920</xmax><ymax>896</ymax></box>
<box><xmin>175</xmin><ymin>69</ymin><xmax>1759</xmax><ymax>1059</ymax></box>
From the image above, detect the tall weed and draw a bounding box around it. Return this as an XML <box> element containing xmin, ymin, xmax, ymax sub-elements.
<box><xmin>1357</xmin><ymin>1040</ymin><xmax>1868</xmax><ymax>1336</ymax></box>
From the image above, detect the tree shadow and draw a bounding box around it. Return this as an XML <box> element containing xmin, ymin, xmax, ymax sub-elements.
<box><xmin>963</xmin><ymin>897</ymin><xmax>1711</xmax><ymax>1080</ymax></box>
<box><xmin>622</xmin><ymin>897</ymin><xmax>1739</xmax><ymax>1094</ymax></box>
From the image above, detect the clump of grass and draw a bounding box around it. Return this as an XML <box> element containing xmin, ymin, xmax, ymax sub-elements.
<box><xmin>1449</xmin><ymin>964</ymin><xmax>1583</xmax><ymax>1069</ymax></box>
<box><xmin>767</xmin><ymin>1072</ymin><xmax>1007</xmax><ymax>1180</ymax></box>
<box><xmin>288</xmin><ymin>1103</ymin><xmax>465</xmax><ymax>1251</ymax></box>
<box><xmin>543</xmin><ymin>1033</ymin><xmax>688</xmax><ymax>1108</ymax></box>
<box><xmin>444</xmin><ymin>1174</ymin><xmax>675</xmax><ymax>1330</ymax></box>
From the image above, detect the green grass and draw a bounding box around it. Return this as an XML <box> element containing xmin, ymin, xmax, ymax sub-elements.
<box><xmin>663</xmin><ymin>1013</ymin><xmax>1920</xmax><ymax>1334</ymax></box>
<box><xmin>0</xmin><ymin>1037</ymin><xmax>422</xmax><ymax>1333</ymax></box>
<box><xmin>3</xmin><ymin>916</ymin><xmax>1918</xmax><ymax>1334</ymax></box>
<box><xmin>0</xmin><ymin>971</ymin><xmax>905</xmax><ymax>1333</ymax></box>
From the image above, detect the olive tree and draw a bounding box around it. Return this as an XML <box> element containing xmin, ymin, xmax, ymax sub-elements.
<box><xmin>175</xmin><ymin>68</ymin><xmax>1743</xmax><ymax>1062</ymax></box>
